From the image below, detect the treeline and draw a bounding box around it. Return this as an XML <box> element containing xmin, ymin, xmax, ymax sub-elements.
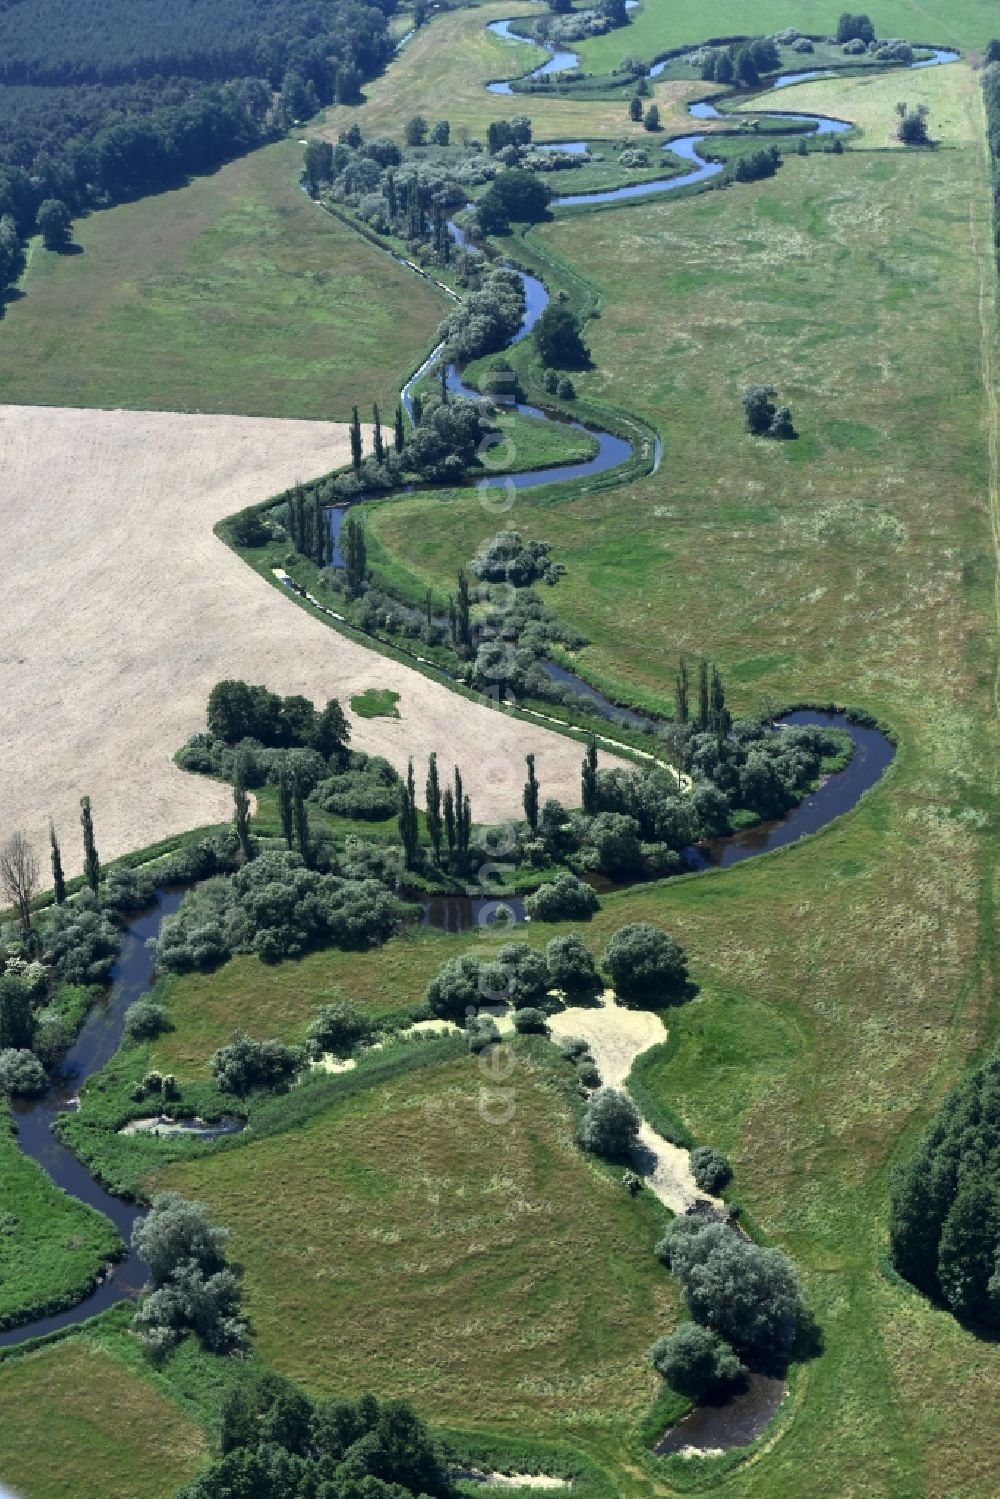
<box><xmin>0</xmin><ymin>0</ymin><xmax>396</xmax><ymax>88</ymax></box>
<box><xmin>890</xmin><ymin>1043</ymin><xmax>1000</xmax><ymax>1327</ymax></box>
<box><xmin>0</xmin><ymin>0</ymin><xmax>398</xmax><ymax>294</ymax></box>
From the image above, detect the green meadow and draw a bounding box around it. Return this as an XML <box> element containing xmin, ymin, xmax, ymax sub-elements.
<box><xmin>0</xmin><ymin>140</ymin><xmax>446</xmax><ymax>419</ymax></box>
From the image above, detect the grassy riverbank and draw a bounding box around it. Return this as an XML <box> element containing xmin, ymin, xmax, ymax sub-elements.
<box><xmin>0</xmin><ymin>1105</ymin><xmax>124</xmax><ymax>1333</ymax></box>
<box><xmin>0</xmin><ymin>140</ymin><xmax>447</xmax><ymax>419</ymax></box>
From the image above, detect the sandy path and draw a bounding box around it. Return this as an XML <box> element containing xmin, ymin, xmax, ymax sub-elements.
<box><xmin>0</xmin><ymin>404</ymin><xmax>619</xmax><ymax>877</ymax></box>
<box><xmin>548</xmin><ymin>993</ymin><xmax>715</xmax><ymax>1215</ymax></box>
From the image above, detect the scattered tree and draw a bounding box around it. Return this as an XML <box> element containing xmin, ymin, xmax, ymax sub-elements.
<box><xmin>37</xmin><ymin>197</ymin><xmax>71</xmax><ymax>249</ymax></box>
<box><xmin>629</xmin><ymin>94</ymin><xmax>643</xmax><ymax>122</ymax></box>
<box><xmin>690</xmin><ymin>1146</ymin><xmax>733</xmax><ymax>1193</ymax></box>
<box><xmin>643</xmin><ymin>103</ymin><xmax>660</xmax><ymax>131</ymax></box>
<box><xmin>602</xmin><ymin>922</ymin><xmax>688</xmax><ymax>1006</ymax></box>
<box><xmin>650</xmin><ymin>1323</ymin><xmax>746</xmax><ymax>1398</ymax></box>
<box><xmin>581</xmin><ymin>1086</ymin><xmax>641</xmax><ymax>1158</ymax></box>
<box><xmin>545</xmin><ymin>931</ymin><xmax>600</xmax><ymax>995</ymax></box>
<box><xmin>0</xmin><ymin>832</ymin><xmax>38</xmax><ymax>940</ymax></box>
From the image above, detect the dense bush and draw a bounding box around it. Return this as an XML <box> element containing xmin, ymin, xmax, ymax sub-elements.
<box><xmin>650</xmin><ymin>1323</ymin><xmax>746</xmax><ymax>1398</ymax></box>
<box><xmin>311</xmin><ymin>755</ymin><xmax>402</xmax><ymax>821</ymax></box>
<box><xmin>426</xmin><ymin>953</ymin><xmax>485</xmax><ymax>1023</ymax></box>
<box><xmin>545</xmin><ymin>933</ymin><xmax>600</xmax><ymax>997</ymax></box>
<box><xmin>890</xmin><ymin>1044</ymin><xmax>1000</xmax><ymax>1326</ymax></box>
<box><xmin>211</xmin><ymin>1032</ymin><xmax>307</xmax><ymax>1095</ymax></box>
<box><xmin>580</xmin><ymin>1087</ymin><xmax>641</xmax><ymax>1158</ymax></box>
<box><xmin>533</xmin><ymin>303</ymin><xmax>590</xmax><ymax>369</ymax></box>
<box><xmin>580</xmin><ymin>812</ymin><xmax>644</xmax><ymax>879</ymax></box>
<box><xmin>132</xmin><ymin>1191</ymin><xmax>246</xmax><ymax>1355</ymax></box>
<box><xmin>0</xmin><ymin>974</ymin><xmax>34</xmax><ymax>1051</ymax></box>
<box><xmin>123</xmin><ymin>999</ymin><xmax>169</xmax><ymax>1042</ymax></box>
<box><xmin>524</xmin><ymin>871</ymin><xmax>599</xmax><ymax>922</ymax></box>
<box><xmin>306</xmin><ymin>998</ymin><xmax>375</xmax><ymax>1058</ymax></box>
<box><xmin>690</xmin><ymin>1146</ymin><xmax>733</xmax><ymax>1194</ymax></box>
<box><xmin>183</xmin><ymin>1378</ymin><xmax>453</xmax><ymax>1499</ymax></box>
<box><xmin>101</xmin><ymin>865</ymin><xmax>155</xmax><ymax>913</ymax></box>
<box><xmin>437</xmin><ymin>269</ymin><xmax>526</xmax><ymax>363</ymax></box>
<box><xmin>657</xmin><ymin>1218</ymin><xmax>805</xmax><ymax>1357</ymax></box>
<box><xmin>156</xmin><ymin>851</ymin><xmax>407</xmax><ymax>972</ymax></box>
<box><xmin>512</xmin><ymin>1006</ymin><xmax>549</xmax><ymax>1034</ymax></box>
<box><xmin>493</xmin><ymin>942</ymin><xmax>551</xmax><ymax>1008</ymax></box>
<box><xmin>41</xmin><ymin>898</ymin><xmax>120</xmax><ymax>986</ymax></box>
<box><xmin>471</xmin><ymin>531</ymin><xmax>559</xmax><ymax>587</ymax></box>
<box><xmin>477</xmin><ymin>167</ymin><xmax>551</xmax><ymax>232</ymax></box>
<box><xmin>0</xmin><ymin>1047</ymin><xmax>47</xmax><ymax>1096</ymax></box>
<box><xmin>206</xmin><ymin>682</ymin><xmax>350</xmax><ymax>760</ymax></box>
<box><xmin>601</xmin><ymin>923</ymin><xmax>688</xmax><ymax>1006</ymax></box>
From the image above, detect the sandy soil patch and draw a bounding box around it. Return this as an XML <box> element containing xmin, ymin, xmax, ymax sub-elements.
<box><xmin>0</xmin><ymin>405</ymin><xmax>619</xmax><ymax>877</ymax></box>
<box><xmin>548</xmin><ymin>992</ymin><xmax>714</xmax><ymax>1215</ymax></box>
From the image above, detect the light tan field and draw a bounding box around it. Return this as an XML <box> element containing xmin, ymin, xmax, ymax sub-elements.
<box><xmin>0</xmin><ymin>404</ymin><xmax>614</xmax><ymax>878</ymax></box>
<box><xmin>734</xmin><ymin>56</ymin><xmax>977</xmax><ymax>146</ymax></box>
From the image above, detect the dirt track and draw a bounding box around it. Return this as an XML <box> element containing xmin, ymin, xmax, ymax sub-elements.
<box><xmin>0</xmin><ymin>405</ymin><xmax>618</xmax><ymax>878</ymax></box>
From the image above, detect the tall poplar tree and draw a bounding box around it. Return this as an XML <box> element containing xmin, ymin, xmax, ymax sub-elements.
<box><xmin>233</xmin><ymin>775</ymin><xmax>252</xmax><ymax>864</ymax></box>
<box><xmin>425</xmin><ymin>754</ymin><xmax>443</xmax><ymax>863</ymax></box>
<box><xmin>293</xmin><ymin>778</ymin><xmax>311</xmax><ymax>866</ymax></box>
<box><xmin>278</xmin><ymin>767</ymin><xmax>294</xmax><ymax>849</ymax></box>
<box><xmin>343</xmin><ymin>514</ymin><xmax>367</xmax><ymax>597</ymax></box>
<box><xmin>456</xmin><ymin>569</ymin><xmax>472</xmax><ymax>651</ymax></box>
<box><xmin>698</xmin><ymin>659</ymin><xmax>710</xmax><ymax>731</ymax></box>
<box><xmin>372</xmin><ymin>403</ymin><xmax>384</xmax><ymax>463</ymax></box>
<box><xmin>675</xmin><ymin>657</ymin><xmax>689</xmax><ymax>724</ymax></box>
<box><xmin>80</xmin><ymin>795</ymin><xmax>100</xmax><ymax>894</ymax></box>
<box><xmin>523</xmin><ymin>753</ymin><xmax>539</xmax><ymax>832</ymax></box>
<box><xmin>350</xmin><ymin>405</ymin><xmax>363</xmax><ymax>477</ymax></box>
<box><xmin>49</xmin><ymin>822</ymin><xmax>66</xmax><ymax>905</ymax></box>
<box><xmin>581</xmin><ymin>738</ymin><xmax>598</xmax><ymax>815</ymax></box>
<box><xmin>394</xmin><ymin>404</ymin><xmax>406</xmax><ymax>454</ymax></box>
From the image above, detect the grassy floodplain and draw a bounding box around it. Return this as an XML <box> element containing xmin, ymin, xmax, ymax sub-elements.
<box><xmin>355</xmin><ymin>55</ymin><xmax>1000</xmax><ymax>1498</ymax></box>
<box><xmin>0</xmin><ymin>1332</ymin><xmax>207</xmax><ymax>1499</ymax></box>
<box><xmin>579</xmin><ymin>0</ymin><xmax>1000</xmax><ymax>74</ymax></box>
<box><xmin>0</xmin><ymin>140</ymin><xmax>447</xmax><ymax>418</ymax></box>
<box><xmin>151</xmin><ymin>1044</ymin><xmax>677</xmax><ymax>1454</ymax></box>
<box><xmin>317</xmin><ymin>0</ymin><xmax>711</xmax><ymax>144</ymax></box>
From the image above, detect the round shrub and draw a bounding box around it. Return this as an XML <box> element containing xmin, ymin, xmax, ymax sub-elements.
<box><xmin>211</xmin><ymin>1032</ymin><xmax>307</xmax><ymax>1096</ymax></box>
<box><xmin>494</xmin><ymin>943</ymin><xmax>551</xmax><ymax>1008</ymax></box>
<box><xmin>580</xmin><ymin>1086</ymin><xmax>640</xmax><ymax>1158</ymax></box>
<box><xmin>0</xmin><ymin>1048</ymin><xmax>47</xmax><ymax>1097</ymax></box>
<box><xmin>650</xmin><ymin>1323</ymin><xmax>746</xmax><ymax>1398</ymax></box>
<box><xmin>512</xmin><ymin>1007</ymin><xmax>549</xmax><ymax>1034</ymax></box>
<box><xmin>467</xmin><ymin>1016</ymin><xmax>500</xmax><ymax>1053</ymax></box>
<box><xmin>601</xmin><ymin>922</ymin><xmax>688</xmax><ymax>1006</ymax></box>
<box><xmin>426</xmin><ymin>953</ymin><xmax>485</xmax><ymax>1023</ymax></box>
<box><xmin>558</xmin><ymin>1036</ymin><xmax>591</xmax><ymax>1061</ymax></box>
<box><xmin>307</xmin><ymin>998</ymin><xmax>375</xmax><ymax>1058</ymax></box>
<box><xmin>578</xmin><ymin>1061</ymin><xmax>602</xmax><ymax>1088</ymax></box>
<box><xmin>546</xmin><ymin>933</ymin><xmax>600</xmax><ymax>997</ymax></box>
<box><xmin>524</xmin><ymin>871</ymin><xmax>599</xmax><ymax>923</ymax></box>
<box><xmin>690</xmin><ymin>1146</ymin><xmax>732</xmax><ymax>1194</ymax></box>
<box><xmin>124</xmin><ymin>1000</ymin><xmax>169</xmax><ymax>1043</ymax></box>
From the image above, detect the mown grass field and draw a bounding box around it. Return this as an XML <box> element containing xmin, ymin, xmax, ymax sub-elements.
<box><xmin>0</xmin><ymin>140</ymin><xmax>446</xmax><ymax>419</ymax></box>
<box><xmin>152</xmin><ymin>1044</ymin><xmax>678</xmax><ymax>1454</ymax></box>
<box><xmin>0</xmin><ymin>1335</ymin><xmax>206</xmax><ymax>1498</ymax></box>
<box><xmin>579</xmin><ymin>0</ymin><xmax>999</xmax><ymax>74</ymax></box>
<box><xmin>0</xmin><ymin>1106</ymin><xmax>123</xmax><ymax>1330</ymax></box>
